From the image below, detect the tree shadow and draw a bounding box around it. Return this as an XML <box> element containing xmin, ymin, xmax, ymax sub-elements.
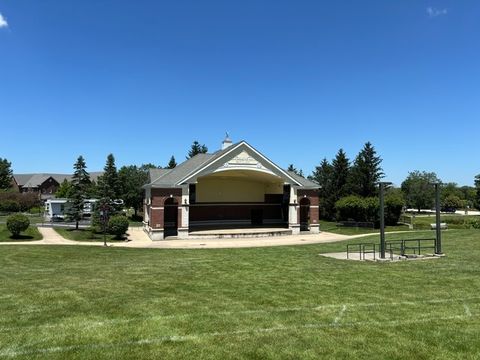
<box><xmin>9</xmin><ymin>234</ymin><xmax>35</xmax><ymax>241</ymax></box>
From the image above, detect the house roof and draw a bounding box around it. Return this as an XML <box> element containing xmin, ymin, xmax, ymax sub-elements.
<box><xmin>145</xmin><ymin>141</ymin><xmax>320</xmax><ymax>189</ymax></box>
<box><xmin>13</xmin><ymin>172</ymin><xmax>103</xmax><ymax>188</ymax></box>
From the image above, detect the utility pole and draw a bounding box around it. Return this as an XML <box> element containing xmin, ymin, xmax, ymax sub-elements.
<box><xmin>434</xmin><ymin>183</ymin><xmax>443</xmax><ymax>255</ymax></box>
<box><xmin>379</xmin><ymin>182</ymin><xmax>392</xmax><ymax>259</ymax></box>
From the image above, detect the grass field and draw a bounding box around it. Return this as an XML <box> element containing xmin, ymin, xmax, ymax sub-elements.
<box><xmin>0</xmin><ymin>225</ymin><xmax>42</xmax><ymax>242</ymax></box>
<box><xmin>408</xmin><ymin>214</ymin><xmax>480</xmax><ymax>230</ymax></box>
<box><xmin>319</xmin><ymin>220</ymin><xmax>410</xmax><ymax>235</ymax></box>
<box><xmin>54</xmin><ymin>227</ymin><xmax>127</xmax><ymax>242</ymax></box>
<box><xmin>0</xmin><ymin>230</ymin><xmax>479</xmax><ymax>359</ymax></box>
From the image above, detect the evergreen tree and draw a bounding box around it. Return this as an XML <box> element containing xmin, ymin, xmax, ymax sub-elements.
<box><xmin>187</xmin><ymin>141</ymin><xmax>208</xmax><ymax>159</ymax></box>
<box><xmin>311</xmin><ymin>158</ymin><xmax>335</xmax><ymax>220</ymax></box>
<box><xmin>331</xmin><ymin>149</ymin><xmax>350</xmax><ymax>199</ymax></box>
<box><xmin>55</xmin><ymin>179</ymin><xmax>73</xmax><ymax>198</ymax></box>
<box><xmin>66</xmin><ymin>156</ymin><xmax>91</xmax><ymax>230</ymax></box>
<box><xmin>167</xmin><ymin>155</ymin><xmax>177</xmax><ymax>169</ymax></box>
<box><xmin>348</xmin><ymin>142</ymin><xmax>384</xmax><ymax>197</ymax></box>
<box><xmin>0</xmin><ymin>158</ymin><xmax>13</xmax><ymax>190</ymax></box>
<box><xmin>97</xmin><ymin>154</ymin><xmax>120</xmax><ymax>202</ymax></box>
<box><xmin>95</xmin><ymin>154</ymin><xmax>120</xmax><ymax>229</ymax></box>
<box><xmin>287</xmin><ymin>164</ymin><xmax>304</xmax><ymax>177</ymax></box>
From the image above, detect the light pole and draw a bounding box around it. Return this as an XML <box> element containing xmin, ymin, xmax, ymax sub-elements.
<box><xmin>379</xmin><ymin>182</ymin><xmax>392</xmax><ymax>259</ymax></box>
<box><xmin>433</xmin><ymin>182</ymin><xmax>443</xmax><ymax>255</ymax></box>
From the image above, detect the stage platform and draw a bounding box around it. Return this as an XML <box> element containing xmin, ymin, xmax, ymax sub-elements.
<box><xmin>187</xmin><ymin>227</ymin><xmax>293</xmax><ymax>239</ymax></box>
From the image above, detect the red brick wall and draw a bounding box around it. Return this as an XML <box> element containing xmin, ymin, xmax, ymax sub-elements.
<box><xmin>150</xmin><ymin>188</ymin><xmax>182</xmax><ymax>228</ymax></box>
<box><xmin>297</xmin><ymin>189</ymin><xmax>319</xmax><ymax>225</ymax></box>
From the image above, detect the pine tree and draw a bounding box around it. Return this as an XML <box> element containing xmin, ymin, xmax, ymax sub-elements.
<box><xmin>167</xmin><ymin>156</ymin><xmax>177</xmax><ymax>169</ymax></box>
<box><xmin>348</xmin><ymin>142</ymin><xmax>384</xmax><ymax>197</ymax></box>
<box><xmin>98</xmin><ymin>154</ymin><xmax>120</xmax><ymax>202</ymax></box>
<box><xmin>287</xmin><ymin>164</ymin><xmax>304</xmax><ymax>177</ymax></box>
<box><xmin>66</xmin><ymin>156</ymin><xmax>91</xmax><ymax>230</ymax></box>
<box><xmin>331</xmin><ymin>149</ymin><xmax>350</xmax><ymax>198</ymax></box>
<box><xmin>0</xmin><ymin>158</ymin><xmax>13</xmax><ymax>190</ymax></box>
<box><xmin>187</xmin><ymin>141</ymin><xmax>208</xmax><ymax>159</ymax></box>
<box><xmin>311</xmin><ymin>158</ymin><xmax>335</xmax><ymax>220</ymax></box>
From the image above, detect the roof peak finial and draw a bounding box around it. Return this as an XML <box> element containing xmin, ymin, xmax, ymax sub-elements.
<box><xmin>222</xmin><ymin>132</ymin><xmax>232</xmax><ymax>149</ymax></box>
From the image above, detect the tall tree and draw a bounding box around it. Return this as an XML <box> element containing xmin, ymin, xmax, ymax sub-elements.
<box><xmin>66</xmin><ymin>156</ymin><xmax>91</xmax><ymax>230</ymax></box>
<box><xmin>401</xmin><ymin>170</ymin><xmax>441</xmax><ymax>212</ymax></box>
<box><xmin>97</xmin><ymin>154</ymin><xmax>120</xmax><ymax>202</ymax></box>
<box><xmin>311</xmin><ymin>158</ymin><xmax>335</xmax><ymax>220</ymax></box>
<box><xmin>475</xmin><ymin>174</ymin><xmax>480</xmax><ymax>209</ymax></box>
<box><xmin>167</xmin><ymin>156</ymin><xmax>177</xmax><ymax>169</ymax></box>
<box><xmin>331</xmin><ymin>149</ymin><xmax>350</xmax><ymax>199</ymax></box>
<box><xmin>0</xmin><ymin>158</ymin><xmax>13</xmax><ymax>190</ymax></box>
<box><xmin>187</xmin><ymin>141</ymin><xmax>208</xmax><ymax>159</ymax></box>
<box><xmin>119</xmin><ymin>165</ymin><xmax>149</xmax><ymax>217</ymax></box>
<box><xmin>287</xmin><ymin>164</ymin><xmax>304</xmax><ymax>177</ymax></box>
<box><xmin>348</xmin><ymin>142</ymin><xmax>384</xmax><ymax>197</ymax></box>
<box><xmin>55</xmin><ymin>179</ymin><xmax>73</xmax><ymax>198</ymax></box>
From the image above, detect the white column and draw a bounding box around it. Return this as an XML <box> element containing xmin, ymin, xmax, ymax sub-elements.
<box><xmin>288</xmin><ymin>186</ymin><xmax>300</xmax><ymax>234</ymax></box>
<box><xmin>178</xmin><ymin>185</ymin><xmax>189</xmax><ymax>238</ymax></box>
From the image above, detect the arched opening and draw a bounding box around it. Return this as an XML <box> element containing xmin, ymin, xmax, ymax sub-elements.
<box><xmin>164</xmin><ymin>197</ymin><xmax>178</xmax><ymax>238</ymax></box>
<box><xmin>189</xmin><ymin>169</ymin><xmax>287</xmax><ymax>231</ymax></box>
<box><xmin>299</xmin><ymin>197</ymin><xmax>310</xmax><ymax>231</ymax></box>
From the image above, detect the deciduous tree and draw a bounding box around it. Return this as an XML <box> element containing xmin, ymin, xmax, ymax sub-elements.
<box><xmin>401</xmin><ymin>171</ymin><xmax>441</xmax><ymax>212</ymax></box>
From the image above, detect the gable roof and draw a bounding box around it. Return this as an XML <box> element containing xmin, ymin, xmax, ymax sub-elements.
<box><xmin>13</xmin><ymin>172</ymin><xmax>103</xmax><ymax>188</ymax></box>
<box><xmin>145</xmin><ymin>141</ymin><xmax>319</xmax><ymax>189</ymax></box>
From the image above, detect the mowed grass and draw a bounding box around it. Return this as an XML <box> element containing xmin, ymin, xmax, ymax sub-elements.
<box><xmin>54</xmin><ymin>227</ymin><xmax>126</xmax><ymax>242</ymax></box>
<box><xmin>319</xmin><ymin>220</ymin><xmax>410</xmax><ymax>235</ymax></box>
<box><xmin>0</xmin><ymin>225</ymin><xmax>42</xmax><ymax>242</ymax></box>
<box><xmin>1</xmin><ymin>230</ymin><xmax>480</xmax><ymax>359</ymax></box>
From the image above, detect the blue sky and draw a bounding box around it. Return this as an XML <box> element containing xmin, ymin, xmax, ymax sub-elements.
<box><xmin>0</xmin><ymin>1</ymin><xmax>479</xmax><ymax>186</ymax></box>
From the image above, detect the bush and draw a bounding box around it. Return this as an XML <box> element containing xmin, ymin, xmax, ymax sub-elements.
<box><xmin>0</xmin><ymin>199</ymin><xmax>20</xmax><ymax>213</ymax></box>
<box><xmin>385</xmin><ymin>192</ymin><xmax>405</xmax><ymax>226</ymax></box>
<box><xmin>336</xmin><ymin>194</ymin><xmax>405</xmax><ymax>226</ymax></box>
<box><xmin>0</xmin><ymin>192</ymin><xmax>41</xmax><ymax>212</ymax></box>
<box><xmin>6</xmin><ymin>214</ymin><xmax>30</xmax><ymax>237</ymax></box>
<box><xmin>108</xmin><ymin>215</ymin><xmax>129</xmax><ymax>239</ymax></box>
<box><xmin>336</xmin><ymin>195</ymin><xmax>378</xmax><ymax>223</ymax></box>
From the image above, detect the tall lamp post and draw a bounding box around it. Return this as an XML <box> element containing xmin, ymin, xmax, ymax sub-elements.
<box><xmin>379</xmin><ymin>182</ymin><xmax>392</xmax><ymax>259</ymax></box>
<box><xmin>433</xmin><ymin>182</ymin><xmax>443</xmax><ymax>255</ymax></box>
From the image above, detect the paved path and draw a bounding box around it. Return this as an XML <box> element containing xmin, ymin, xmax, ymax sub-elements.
<box><xmin>0</xmin><ymin>228</ymin><xmax>417</xmax><ymax>249</ymax></box>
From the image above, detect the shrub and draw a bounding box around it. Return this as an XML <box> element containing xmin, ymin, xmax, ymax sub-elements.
<box><xmin>0</xmin><ymin>199</ymin><xmax>20</xmax><ymax>213</ymax></box>
<box><xmin>6</xmin><ymin>214</ymin><xmax>30</xmax><ymax>237</ymax></box>
<box><xmin>336</xmin><ymin>194</ymin><xmax>404</xmax><ymax>226</ymax></box>
<box><xmin>108</xmin><ymin>215</ymin><xmax>129</xmax><ymax>239</ymax></box>
<box><xmin>385</xmin><ymin>192</ymin><xmax>405</xmax><ymax>226</ymax></box>
<box><xmin>336</xmin><ymin>195</ymin><xmax>378</xmax><ymax>223</ymax></box>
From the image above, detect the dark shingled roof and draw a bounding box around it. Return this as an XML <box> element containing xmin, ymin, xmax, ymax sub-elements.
<box><xmin>145</xmin><ymin>141</ymin><xmax>319</xmax><ymax>190</ymax></box>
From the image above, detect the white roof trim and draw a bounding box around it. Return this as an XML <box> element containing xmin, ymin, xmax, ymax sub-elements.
<box><xmin>176</xmin><ymin>141</ymin><xmax>301</xmax><ymax>186</ymax></box>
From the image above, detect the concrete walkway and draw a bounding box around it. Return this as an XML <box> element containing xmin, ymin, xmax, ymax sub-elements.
<box><xmin>0</xmin><ymin>227</ymin><xmax>416</xmax><ymax>249</ymax></box>
<box><xmin>0</xmin><ymin>227</ymin><xmax>355</xmax><ymax>249</ymax></box>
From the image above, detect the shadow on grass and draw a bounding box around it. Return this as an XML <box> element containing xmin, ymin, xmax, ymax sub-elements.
<box><xmin>59</xmin><ymin>228</ymin><xmax>128</xmax><ymax>242</ymax></box>
<box><xmin>6</xmin><ymin>234</ymin><xmax>36</xmax><ymax>241</ymax></box>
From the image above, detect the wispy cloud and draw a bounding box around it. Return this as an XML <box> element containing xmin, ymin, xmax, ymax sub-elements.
<box><xmin>0</xmin><ymin>13</ymin><xmax>8</xmax><ymax>28</ymax></box>
<box><xmin>427</xmin><ymin>7</ymin><xmax>447</xmax><ymax>18</ymax></box>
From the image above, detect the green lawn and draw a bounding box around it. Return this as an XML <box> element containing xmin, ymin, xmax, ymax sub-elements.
<box><xmin>0</xmin><ymin>230</ymin><xmax>479</xmax><ymax>359</ymax></box>
<box><xmin>54</xmin><ymin>227</ymin><xmax>127</xmax><ymax>242</ymax></box>
<box><xmin>319</xmin><ymin>220</ymin><xmax>410</xmax><ymax>235</ymax></box>
<box><xmin>405</xmin><ymin>214</ymin><xmax>480</xmax><ymax>230</ymax></box>
<box><xmin>0</xmin><ymin>224</ymin><xmax>42</xmax><ymax>241</ymax></box>
<box><xmin>0</xmin><ymin>214</ymin><xmax>45</xmax><ymax>225</ymax></box>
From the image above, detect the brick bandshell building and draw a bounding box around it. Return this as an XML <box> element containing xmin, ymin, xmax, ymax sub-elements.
<box><xmin>143</xmin><ymin>139</ymin><xmax>320</xmax><ymax>240</ymax></box>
